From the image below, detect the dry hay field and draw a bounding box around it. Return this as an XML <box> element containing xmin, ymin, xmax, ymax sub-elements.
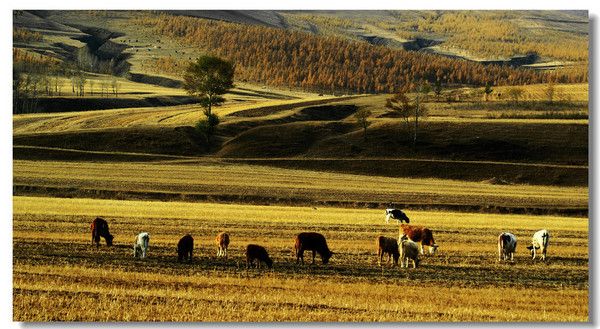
<box><xmin>13</xmin><ymin>196</ymin><xmax>588</xmax><ymax>322</ymax></box>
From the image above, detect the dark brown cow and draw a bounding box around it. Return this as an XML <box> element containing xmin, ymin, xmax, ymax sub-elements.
<box><xmin>376</xmin><ymin>236</ymin><xmax>399</xmax><ymax>266</ymax></box>
<box><xmin>90</xmin><ymin>217</ymin><xmax>113</xmax><ymax>247</ymax></box>
<box><xmin>246</xmin><ymin>244</ymin><xmax>272</xmax><ymax>269</ymax></box>
<box><xmin>399</xmin><ymin>224</ymin><xmax>438</xmax><ymax>255</ymax></box>
<box><xmin>294</xmin><ymin>232</ymin><xmax>333</xmax><ymax>265</ymax></box>
<box><xmin>177</xmin><ymin>234</ymin><xmax>194</xmax><ymax>262</ymax></box>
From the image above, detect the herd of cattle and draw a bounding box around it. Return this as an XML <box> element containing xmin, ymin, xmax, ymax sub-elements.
<box><xmin>89</xmin><ymin>208</ymin><xmax>550</xmax><ymax>269</ymax></box>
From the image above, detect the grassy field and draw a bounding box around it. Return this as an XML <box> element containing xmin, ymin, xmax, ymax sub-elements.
<box><xmin>13</xmin><ymin>196</ymin><xmax>588</xmax><ymax>321</ymax></box>
<box><xmin>12</xmin><ymin>159</ymin><xmax>588</xmax><ymax>213</ymax></box>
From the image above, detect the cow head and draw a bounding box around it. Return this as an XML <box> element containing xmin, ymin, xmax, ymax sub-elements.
<box><xmin>429</xmin><ymin>244</ymin><xmax>439</xmax><ymax>255</ymax></box>
<box><xmin>265</xmin><ymin>256</ymin><xmax>273</xmax><ymax>268</ymax></box>
<box><xmin>398</xmin><ymin>211</ymin><xmax>410</xmax><ymax>223</ymax></box>
<box><xmin>322</xmin><ymin>251</ymin><xmax>333</xmax><ymax>264</ymax></box>
<box><xmin>106</xmin><ymin>234</ymin><xmax>114</xmax><ymax>246</ymax></box>
<box><xmin>399</xmin><ymin>234</ymin><xmax>409</xmax><ymax>242</ymax></box>
<box><xmin>526</xmin><ymin>245</ymin><xmax>539</xmax><ymax>258</ymax></box>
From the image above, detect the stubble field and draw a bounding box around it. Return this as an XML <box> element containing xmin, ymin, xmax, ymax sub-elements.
<box><xmin>13</xmin><ymin>196</ymin><xmax>588</xmax><ymax>321</ymax></box>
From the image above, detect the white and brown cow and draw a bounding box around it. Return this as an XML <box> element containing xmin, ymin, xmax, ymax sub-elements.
<box><xmin>498</xmin><ymin>232</ymin><xmax>517</xmax><ymax>261</ymax></box>
<box><xmin>399</xmin><ymin>235</ymin><xmax>420</xmax><ymax>268</ymax></box>
<box><xmin>134</xmin><ymin>232</ymin><xmax>150</xmax><ymax>259</ymax></box>
<box><xmin>399</xmin><ymin>224</ymin><xmax>438</xmax><ymax>255</ymax></box>
<box><xmin>527</xmin><ymin>229</ymin><xmax>550</xmax><ymax>261</ymax></box>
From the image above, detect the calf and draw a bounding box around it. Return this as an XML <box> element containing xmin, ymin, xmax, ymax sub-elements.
<box><xmin>90</xmin><ymin>217</ymin><xmax>113</xmax><ymax>247</ymax></box>
<box><xmin>399</xmin><ymin>224</ymin><xmax>438</xmax><ymax>255</ymax></box>
<box><xmin>399</xmin><ymin>236</ymin><xmax>420</xmax><ymax>268</ymax></box>
<box><xmin>498</xmin><ymin>232</ymin><xmax>517</xmax><ymax>261</ymax></box>
<box><xmin>376</xmin><ymin>236</ymin><xmax>399</xmax><ymax>266</ymax></box>
<box><xmin>246</xmin><ymin>244</ymin><xmax>273</xmax><ymax>269</ymax></box>
<box><xmin>385</xmin><ymin>209</ymin><xmax>410</xmax><ymax>224</ymax></box>
<box><xmin>216</xmin><ymin>232</ymin><xmax>230</xmax><ymax>258</ymax></box>
<box><xmin>177</xmin><ymin>234</ymin><xmax>194</xmax><ymax>262</ymax></box>
<box><xmin>133</xmin><ymin>232</ymin><xmax>150</xmax><ymax>259</ymax></box>
<box><xmin>527</xmin><ymin>229</ymin><xmax>550</xmax><ymax>261</ymax></box>
<box><xmin>295</xmin><ymin>232</ymin><xmax>333</xmax><ymax>265</ymax></box>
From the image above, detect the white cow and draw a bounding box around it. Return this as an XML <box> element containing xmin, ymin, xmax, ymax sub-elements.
<box><xmin>399</xmin><ymin>235</ymin><xmax>420</xmax><ymax>268</ymax></box>
<box><xmin>385</xmin><ymin>208</ymin><xmax>410</xmax><ymax>224</ymax></box>
<box><xmin>527</xmin><ymin>229</ymin><xmax>550</xmax><ymax>261</ymax></box>
<box><xmin>498</xmin><ymin>232</ymin><xmax>517</xmax><ymax>261</ymax></box>
<box><xmin>134</xmin><ymin>232</ymin><xmax>150</xmax><ymax>259</ymax></box>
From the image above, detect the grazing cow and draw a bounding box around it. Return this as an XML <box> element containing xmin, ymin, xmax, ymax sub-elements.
<box><xmin>376</xmin><ymin>236</ymin><xmax>400</xmax><ymax>266</ymax></box>
<box><xmin>246</xmin><ymin>244</ymin><xmax>273</xmax><ymax>269</ymax></box>
<box><xmin>498</xmin><ymin>232</ymin><xmax>517</xmax><ymax>261</ymax></box>
<box><xmin>90</xmin><ymin>217</ymin><xmax>113</xmax><ymax>247</ymax></box>
<box><xmin>385</xmin><ymin>208</ymin><xmax>410</xmax><ymax>224</ymax></box>
<box><xmin>216</xmin><ymin>232</ymin><xmax>230</xmax><ymax>258</ymax></box>
<box><xmin>177</xmin><ymin>234</ymin><xmax>194</xmax><ymax>262</ymax></box>
<box><xmin>399</xmin><ymin>235</ymin><xmax>420</xmax><ymax>268</ymax></box>
<box><xmin>134</xmin><ymin>232</ymin><xmax>150</xmax><ymax>259</ymax></box>
<box><xmin>399</xmin><ymin>224</ymin><xmax>438</xmax><ymax>255</ymax></box>
<box><xmin>527</xmin><ymin>229</ymin><xmax>550</xmax><ymax>261</ymax></box>
<box><xmin>295</xmin><ymin>232</ymin><xmax>333</xmax><ymax>265</ymax></box>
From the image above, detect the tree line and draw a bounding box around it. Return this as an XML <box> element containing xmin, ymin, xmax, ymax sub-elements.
<box><xmin>132</xmin><ymin>13</ymin><xmax>583</xmax><ymax>95</ymax></box>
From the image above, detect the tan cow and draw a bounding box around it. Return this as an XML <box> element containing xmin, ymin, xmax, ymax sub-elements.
<box><xmin>216</xmin><ymin>232</ymin><xmax>230</xmax><ymax>258</ymax></box>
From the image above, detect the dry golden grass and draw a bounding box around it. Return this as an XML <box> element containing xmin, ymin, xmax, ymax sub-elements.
<box><xmin>13</xmin><ymin>196</ymin><xmax>588</xmax><ymax>321</ymax></box>
<box><xmin>13</xmin><ymin>159</ymin><xmax>588</xmax><ymax>210</ymax></box>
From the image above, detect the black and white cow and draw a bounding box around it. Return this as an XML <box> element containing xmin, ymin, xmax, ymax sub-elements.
<box><xmin>385</xmin><ymin>209</ymin><xmax>410</xmax><ymax>224</ymax></box>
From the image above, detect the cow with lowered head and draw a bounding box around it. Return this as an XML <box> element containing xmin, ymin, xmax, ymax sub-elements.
<box><xmin>177</xmin><ymin>234</ymin><xmax>194</xmax><ymax>263</ymax></box>
<box><xmin>399</xmin><ymin>224</ymin><xmax>438</xmax><ymax>255</ymax></box>
<box><xmin>90</xmin><ymin>217</ymin><xmax>113</xmax><ymax>247</ymax></box>
<box><xmin>295</xmin><ymin>232</ymin><xmax>333</xmax><ymax>265</ymax></box>
<box><xmin>385</xmin><ymin>209</ymin><xmax>410</xmax><ymax>224</ymax></box>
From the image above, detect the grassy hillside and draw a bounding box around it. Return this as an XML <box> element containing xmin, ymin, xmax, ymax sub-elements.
<box><xmin>13</xmin><ymin>159</ymin><xmax>587</xmax><ymax>214</ymax></box>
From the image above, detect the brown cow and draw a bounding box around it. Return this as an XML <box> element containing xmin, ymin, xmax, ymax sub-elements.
<box><xmin>294</xmin><ymin>232</ymin><xmax>333</xmax><ymax>265</ymax></box>
<box><xmin>90</xmin><ymin>217</ymin><xmax>113</xmax><ymax>247</ymax></box>
<box><xmin>399</xmin><ymin>224</ymin><xmax>438</xmax><ymax>255</ymax></box>
<box><xmin>376</xmin><ymin>236</ymin><xmax>399</xmax><ymax>266</ymax></box>
<box><xmin>216</xmin><ymin>232</ymin><xmax>230</xmax><ymax>258</ymax></box>
<box><xmin>246</xmin><ymin>244</ymin><xmax>273</xmax><ymax>269</ymax></box>
<box><xmin>177</xmin><ymin>234</ymin><xmax>194</xmax><ymax>262</ymax></box>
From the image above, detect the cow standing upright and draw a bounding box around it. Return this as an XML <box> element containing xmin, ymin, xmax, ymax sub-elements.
<box><xmin>527</xmin><ymin>229</ymin><xmax>550</xmax><ymax>261</ymax></box>
<box><xmin>399</xmin><ymin>235</ymin><xmax>420</xmax><ymax>268</ymax></box>
<box><xmin>376</xmin><ymin>236</ymin><xmax>400</xmax><ymax>266</ymax></box>
<box><xmin>498</xmin><ymin>232</ymin><xmax>517</xmax><ymax>261</ymax></box>
<box><xmin>399</xmin><ymin>224</ymin><xmax>438</xmax><ymax>255</ymax></box>
<box><xmin>134</xmin><ymin>232</ymin><xmax>150</xmax><ymax>259</ymax></box>
<box><xmin>385</xmin><ymin>209</ymin><xmax>410</xmax><ymax>224</ymax></box>
<box><xmin>295</xmin><ymin>232</ymin><xmax>333</xmax><ymax>265</ymax></box>
<box><xmin>177</xmin><ymin>234</ymin><xmax>194</xmax><ymax>262</ymax></box>
<box><xmin>90</xmin><ymin>217</ymin><xmax>113</xmax><ymax>247</ymax></box>
<box><xmin>216</xmin><ymin>232</ymin><xmax>230</xmax><ymax>258</ymax></box>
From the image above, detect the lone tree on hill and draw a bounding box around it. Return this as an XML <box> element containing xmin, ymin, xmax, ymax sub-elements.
<box><xmin>484</xmin><ymin>82</ymin><xmax>493</xmax><ymax>102</ymax></box>
<box><xmin>385</xmin><ymin>83</ymin><xmax>428</xmax><ymax>150</ymax></box>
<box><xmin>183</xmin><ymin>56</ymin><xmax>234</xmax><ymax>149</ymax></box>
<box><xmin>183</xmin><ymin>55</ymin><xmax>234</xmax><ymax>117</ymax></box>
<box><xmin>354</xmin><ymin>108</ymin><xmax>372</xmax><ymax>141</ymax></box>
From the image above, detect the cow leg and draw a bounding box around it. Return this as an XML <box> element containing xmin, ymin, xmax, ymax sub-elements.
<box><xmin>312</xmin><ymin>250</ymin><xmax>316</xmax><ymax>265</ymax></box>
<box><xmin>224</xmin><ymin>247</ymin><xmax>227</xmax><ymax>259</ymax></box>
<box><xmin>419</xmin><ymin>244</ymin><xmax>424</xmax><ymax>255</ymax></box>
<box><xmin>510</xmin><ymin>252</ymin><xmax>514</xmax><ymax>262</ymax></box>
<box><xmin>378</xmin><ymin>250</ymin><xmax>382</xmax><ymax>266</ymax></box>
